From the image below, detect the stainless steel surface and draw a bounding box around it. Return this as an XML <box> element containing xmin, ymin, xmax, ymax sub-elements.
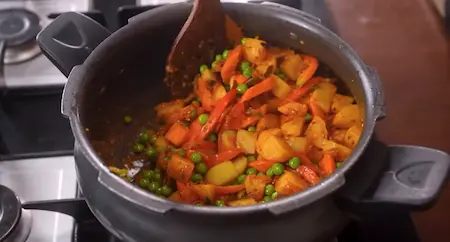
<box><xmin>0</xmin><ymin>0</ymin><xmax>90</xmax><ymax>88</ymax></box>
<box><xmin>6</xmin><ymin>209</ymin><xmax>32</xmax><ymax>242</ymax></box>
<box><xmin>0</xmin><ymin>156</ymin><xmax>77</xmax><ymax>242</ymax></box>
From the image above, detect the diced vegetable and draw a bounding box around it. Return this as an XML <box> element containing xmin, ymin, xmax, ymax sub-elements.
<box><xmin>272</xmin><ymin>74</ymin><xmax>291</xmax><ymax>99</ymax></box>
<box><xmin>212</xmin><ymin>84</ymin><xmax>227</xmax><ymax>103</ymax></box>
<box><xmin>242</xmin><ymin>38</ymin><xmax>267</xmax><ymax>64</ymax></box>
<box><xmin>233</xmin><ymin>156</ymin><xmax>248</xmax><ymax>174</ymax></box>
<box><xmin>168</xmin><ymin>191</ymin><xmax>183</xmax><ymax>203</ymax></box>
<box><xmin>275</xmin><ymin>171</ymin><xmax>309</xmax><ymax>196</ymax></box>
<box><xmin>211</xmin><ymin>148</ymin><xmax>242</xmax><ymax>167</ymax></box>
<box><xmin>332</xmin><ymin>104</ymin><xmax>362</xmax><ymax>129</ymax></box>
<box><xmin>248</xmin><ymin>160</ymin><xmax>279</xmax><ymax>172</ymax></box>
<box><xmin>205</xmin><ymin>161</ymin><xmax>239</xmax><ymax>186</ymax></box>
<box><xmin>256</xmin><ymin>114</ymin><xmax>280</xmax><ymax>132</ymax></box>
<box><xmin>281</xmin><ymin>116</ymin><xmax>305</xmax><ymax>136</ymax></box>
<box><xmin>165</xmin><ymin>121</ymin><xmax>189</xmax><ymax>147</ymax></box>
<box><xmin>155</xmin><ymin>99</ymin><xmax>184</xmax><ymax>122</ymax></box>
<box><xmin>331</xmin><ymin>94</ymin><xmax>354</xmax><ymax>113</ymax></box>
<box><xmin>330</xmin><ymin>129</ymin><xmax>347</xmax><ymax>144</ymax></box>
<box><xmin>279</xmin><ymin>77</ymin><xmax>321</xmax><ymax>106</ymax></box>
<box><xmin>310</xmin><ymin>82</ymin><xmax>337</xmax><ymax>113</ymax></box>
<box><xmin>219</xmin><ymin>130</ymin><xmax>237</xmax><ymax>152</ymax></box>
<box><xmin>155</xmin><ymin>136</ymin><xmax>169</xmax><ymax>151</ymax></box>
<box><xmin>344</xmin><ymin>125</ymin><xmax>362</xmax><ymax>148</ymax></box>
<box><xmin>244</xmin><ymin>174</ymin><xmax>271</xmax><ymax>200</ymax></box>
<box><xmin>256</xmin><ymin>56</ymin><xmax>277</xmax><ymax>76</ymax></box>
<box><xmin>177</xmin><ymin>181</ymin><xmax>200</xmax><ymax>204</ymax></box>
<box><xmin>236</xmin><ymin>130</ymin><xmax>257</xmax><ymax>154</ymax></box>
<box><xmin>319</xmin><ymin>153</ymin><xmax>335</xmax><ymax>176</ymax></box>
<box><xmin>286</xmin><ymin>136</ymin><xmax>308</xmax><ymax>153</ymax></box>
<box><xmin>313</xmin><ymin>139</ymin><xmax>352</xmax><ymax>161</ymax></box>
<box><xmin>256</xmin><ymin>129</ymin><xmax>294</xmax><ymax>162</ymax></box>
<box><xmin>228</xmin><ymin>198</ymin><xmax>257</xmax><ymax>207</ymax></box>
<box><xmin>280</xmin><ymin>54</ymin><xmax>303</xmax><ymax>80</ymax></box>
<box><xmin>295</xmin><ymin>165</ymin><xmax>321</xmax><ymax>185</ymax></box>
<box><xmin>215</xmin><ymin>184</ymin><xmax>245</xmax><ymax>196</ymax></box>
<box><xmin>240</xmin><ymin>76</ymin><xmax>275</xmax><ymax>102</ymax></box>
<box><xmin>190</xmin><ymin>184</ymin><xmax>216</xmax><ymax>202</ymax></box>
<box><xmin>305</xmin><ymin>116</ymin><xmax>328</xmax><ymax>141</ymax></box>
<box><xmin>278</xmin><ymin>102</ymin><xmax>308</xmax><ymax>116</ymax></box>
<box><xmin>167</xmin><ymin>154</ymin><xmax>195</xmax><ymax>183</ymax></box>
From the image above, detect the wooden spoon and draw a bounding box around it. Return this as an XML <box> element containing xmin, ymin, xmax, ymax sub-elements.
<box><xmin>165</xmin><ymin>0</ymin><xmax>243</xmax><ymax>98</ymax></box>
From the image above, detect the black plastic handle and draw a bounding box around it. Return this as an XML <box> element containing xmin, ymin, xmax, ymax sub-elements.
<box><xmin>22</xmin><ymin>198</ymin><xmax>95</xmax><ymax>222</ymax></box>
<box><xmin>337</xmin><ymin>140</ymin><xmax>450</xmax><ymax>214</ymax></box>
<box><xmin>37</xmin><ymin>12</ymin><xmax>111</xmax><ymax>77</ymax></box>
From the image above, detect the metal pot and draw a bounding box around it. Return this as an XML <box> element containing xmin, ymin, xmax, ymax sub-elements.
<box><xmin>37</xmin><ymin>2</ymin><xmax>450</xmax><ymax>242</ymax></box>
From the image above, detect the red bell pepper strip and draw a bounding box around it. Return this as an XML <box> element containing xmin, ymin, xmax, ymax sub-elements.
<box><xmin>248</xmin><ymin>160</ymin><xmax>279</xmax><ymax>172</ymax></box>
<box><xmin>296</xmin><ymin>55</ymin><xmax>319</xmax><ymax>87</ymax></box>
<box><xmin>234</xmin><ymin>73</ymin><xmax>248</xmax><ymax>84</ymax></box>
<box><xmin>240</xmin><ymin>76</ymin><xmax>275</xmax><ymax>102</ymax></box>
<box><xmin>198</xmin><ymin>89</ymin><xmax>237</xmax><ymax>140</ymax></box>
<box><xmin>215</xmin><ymin>184</ymin><xmax>245</xmax><ymax>196</ymax></box>
<box><xmin>220</xmin><ymin>102</ymin><xmax>245</xmax><ymax>132</ymax></box>
<box><xmin>196</xmin><ymin>78</ymin><xmax>214</xmax><ymax>112</ymax></box>
<box><xmin>319</xmin><ymin>153</ymin><xmax>336</xmax><ymax>177</ymax></box>
<box><xmin>176</xmin><ymin>181</ymin><xmax>200</xmax><ymax>204</ymax></box>
<box><xmin>308</xmin><ymin>102</ymin><xmax>325</xmax><ymax>120</ymax></box>
<box><xmin>184</xmin><ymin>120</ymin><xmax>203</xmax><ymax>145</ymax></box>
<box><xmin>221</xmin><ymin>45</ymin><xmax>242</xmax><ymax>83</ymax></box>
<box><xmin>209</xmin><ymin>148</ymin><xmax>243</xmax><ymax>167</ymax></box>
<box><xmin>279</xmin><ymin>77</ymin><xmax>321</xmax><ymax>106</ymax></box>
<box><xmin>295</xmin><ymin>153</ymin><xmax>323</xmax><ymax>176</ymax></box>
<box><xmin>240</xmin><ymin>115</ymin><xmax>260</xmax><ymax>128</ymax></box>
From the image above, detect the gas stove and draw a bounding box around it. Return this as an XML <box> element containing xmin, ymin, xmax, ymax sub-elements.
<box><xmin>0</xmin><ymin>1</ymin><xmax>422</xmax><ymax>242</ymax></box>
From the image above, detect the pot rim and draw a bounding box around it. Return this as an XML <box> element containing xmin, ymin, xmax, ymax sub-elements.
<box><xmin>69</xmin><ymin>2</ymin><xmax>379</xmax><ymax>215</ymax></box>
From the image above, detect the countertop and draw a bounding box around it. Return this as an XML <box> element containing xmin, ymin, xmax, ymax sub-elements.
<box><xmin>325</xmin><ymin>0</ymin><xmax>450</xmax><ymax>241</ymax></box>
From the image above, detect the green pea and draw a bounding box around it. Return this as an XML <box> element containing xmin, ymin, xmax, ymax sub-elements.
<box><xmin>123</xmin><ymin>115</ymin><xmax>132</xmax><ymax>124</ymax></box>
<box><xmin>216</xmin><ymin>200</ymin><xmax>225</xmax><ymax>207</ymax></box>
<box><xmin>271</xmin><ymin>192</ymin><xmax>278</xmax><ymax>200</ymax></box>
<box><xmin>154</xmin><ymin>168</ymin><xmax>161</xmax><ymax>173</ymax></box>
<box><xmin>191</xmin><ymin>173</ymin><xmax>203</xmax><ymax>183</ymax></box>
<box><xmin>139</xmin><ymin>178</ymin><xmax>150</xmax><ymax>188</ymax></box>
<box><xmin>198</xmin><ymin>113</ymin><xmax>209</xmax><ymax>125</ymax></box>
<box><xmin>211</xmin><ymin>61</ymin><xmax>218</xmax><ymax>68</ymax></box>
<box><xmin>247</xmin><ymin>126</ymin><xmax>256</xmax><ymax>132</ymax></box>
<box><xmin>192</xmin><ymin>100</ymin><xmax>200</xmax><ymax>106</ymax></box>
<box><xmin>150</xmin><ymin>135</ymin><xmax>157</xmax><ymax>144</ymax></box>
<box><xmin>266</xmin><ymin>168</ymin><xmax>274</xmax><ymax>177</ymax></box>
<box><xmin>190</xmin><ymin>152</ymin><xmax>202</xmax><ymax>163</ymax></box>
<box><xmin>242</xmin><ymin>68</ymin><xmax>253</xmax><ymax>78</ymax></box>
<box><xmin>146</xmin><ymin>147</ymin><xmax>158</xmax><ymax>158</ymax></box>
<box><xmin>206</xmin><ymin>133</ymin><xmax>218</xmax><ymax>142</ymax></box>
<box><xmin>236</xmin><ymin>83</ymin><xmax>248</xmax><ymax>95</ymax></box>
<box><xmin>142</xmin><ymin>170</ymin><xmax>155</xmax><ymax>179</ymax></box>
<box><xmin>178</xmin><ymin>149</ymin><xmax>186</xmax><ymax>157</ymax></box>
<box><xmin>246</xmin><ymin>168</ymin><xmax>257</xmax><ymax>175</ymax></box>
<box><xmin>257</xmin><ymin>172</ymin><xmax>265</xmax><ymax>176</ymax></box>
<box><xmin>195</xmin><ymin>162</ymin><xmax>208</xmax><ymax>174</ymax></box>
<box><xmin>264</xmin><ymin>184</ymin><xmax>275</xmax><ymax>196</ymax></box>
<box><xmin>288</xmin><ymin>157</ymin><xmax>301</xmax><ymax>169</ymax></box>
<box><xmin>272</xmin><ymin>163</ymin><xmax>285</xmax><ymax>176</ymax></box>
<box><xmin>215</xmin><ymin>54</ymin><xmax>223</xmax><ymax>61</ymax></box>
<box><xmin>263</xmin><ymin>196</ymin><xmax>272</xmax><ymax>203</ymax></box>
<box><xmin>247</xmin><ymin>155</ymin><xmax>256</xmax><ymax>162</ymax></box>
<box><xmin>161</xmin><ymin>185</ymin><xmax>173</xmax><ymax>197</ymax></box>
<box><xmin>240</xmin><ymin>61</ymin><xmax>251</xmax><ymax>72</ymax></box>
<box><xmin>336</xmin><ymin>162</ymin><xmax>343</xmax><ymax>168</ymax></box>
<box><xmin>133</xmin><ymin>143</ymin><xmax>145</xmax><ymax>153</ymax></box>
<box><xmin>155</xmin><ymin>187</ymin><xmax>163</xmax><ymax>195</ymax></box>
<box><xmin>222</xmin><ymin>49</ymin><xmax>229</xmax><ymax>59</ymax></box>
<box><xmin>200</xmin><ymin>64</ymin><xmax>208</xmax><ymax>73</ymax></box>
<box><xmin>164</xmin><ymin>156</ymin><xmax>170</xmax><ymax>161</ymax></box>
<box><xmin>304</xmin><ymin>113</ymin><xmax>312</xmax><ymax>122</ymax></box>
<box><xmin>153</xmin><ymin>172</ymin><xmax>162</xmax><ymax>182</ymax></box>
<box><xmin>241</xmin><ymin>37</ymin><xmax>247</xmax><ymax>45</ymax></box>
<box><xmin>148</xmin><ymin>181</ymin><xmax>161</xmax><ymax>192</ymax></box>
<box><xmin>237</xmin><ymin>174</ymin><xmax>247</xmax><ymax>184</ymax></box>
<box><xmin>138</xmin><ymin>132</ymin><xmax>149</xmax><ymax>143</ymax></box>
<box><xmin>276</xmin><ymin>72</ymin><xmax>287</xmax><ymax>80</ymax></box>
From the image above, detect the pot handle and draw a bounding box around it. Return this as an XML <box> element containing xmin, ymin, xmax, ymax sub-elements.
<box><xmin>37</xmin><ymin>12</ymin><xmax>111</xmax><ymax>77</ymax></box>
<box><xmin>338</xmin><ymin>142</ymin><xmax>450</xmax><ymax>213</ymax></box>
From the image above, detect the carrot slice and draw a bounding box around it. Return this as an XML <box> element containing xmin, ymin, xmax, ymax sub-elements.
<box><xmin>279</xmin><ymin>77</ymin><xmax>321</xmax><ymax>106</ymax></box>
<box><xmin>167</xmin><ymin>154</ymin><xmax>195</xmax><ymax>183</ymax></box>
<box><xmin>215</xmin><ymin>184</ymin><xmax>245</xmax><ymax>196</ymax></box>
<box><xmin>319</xmin><ymin>153</ymin><xmax>336</xmax><ymax>176</ymax></box>
<box><xmin>240</xmin><ymin>76</ymin><xmax>275</xmax><ymax>102</ymax></box>
<box><xmin>308</xmin><ymin>101</ymin><xmax>325</xmax><ymax>120</ymax></box>
<box><xmin>248</xmin><ymin>160</ymin><xmax>279</xmax><ymax>172</ymax></box>
<box><xmin>235</xmin><ymin>73</ymin><xmax>248</xmax><ymax>84</ymax></box>
<box><xmin>165</xmin><ymin>121</ymin><xmax>190</xmax><ymax>147</ymax></box>
<box><xmin>221</xmin><ymin>45</ymin><xmax>242</xmax><ymax>83</ymax></box>
<box><xmin>296</xmin><ymin>153</ymin><xmax>323</xmax><ymax>176</ymax></box>
<box><xmin>296</xmin><ymin>55</ymin><xmax>319</xmax><ymax>87</ymax></box>
<box><xmin>176</xmin><ymin>181</ymin><xmax>200</xmax><ymax>204</ymax></box>
<box><xmin>199</xmin><ymin>89</ymin><xmax>237</xmax><ymax>140</ymax></box>
<box><xmin>295</xmin><ymin>165</ymin><xmax>321</xmax><ymax>185</ymax></box>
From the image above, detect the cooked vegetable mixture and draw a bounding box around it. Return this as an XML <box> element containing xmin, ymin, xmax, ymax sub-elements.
<box><xmin>109</xmin><ymin>37</ymin><xmax>362</xmax><ymax>207</ymax></box>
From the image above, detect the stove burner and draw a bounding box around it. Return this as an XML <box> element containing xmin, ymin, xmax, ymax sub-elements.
<box><xmin>0</xmin><ymin>185</ymin><xmax>32</xmax><ymax>242</ymax></box>
<box><xmin>0</xmin><ymin>9</ymin><xmax>41</xmax><ymax>47</ymax></box>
